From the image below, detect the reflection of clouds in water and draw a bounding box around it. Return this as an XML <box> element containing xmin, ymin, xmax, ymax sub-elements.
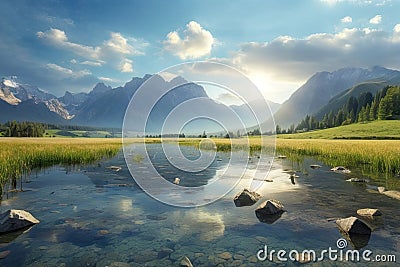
<box><xmin>115</xmin><ymin>198</ymin><xmax>143</xmax><ymax>219</ymax></box>
<box><xmin>119</xmin><ymin>199</ymin><xmax>132</xmax><ymax>212</ymax></box>
<box><xmin>173</xmin><ymin>209</ymin><xmax>225</xmax><ymax>241</ymax></box>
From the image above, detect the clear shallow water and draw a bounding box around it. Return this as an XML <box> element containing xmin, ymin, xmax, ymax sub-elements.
<box><xmin>0</xmin><ymin>144</ymin><xmax>399</xmax><ymax>266</ymax></box>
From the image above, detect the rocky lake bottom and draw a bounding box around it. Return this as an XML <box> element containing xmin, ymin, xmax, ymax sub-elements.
<box><xmin>0</xmin><ymin>144</ymin><xmax>399</xmax><ymax>266</ymax></box>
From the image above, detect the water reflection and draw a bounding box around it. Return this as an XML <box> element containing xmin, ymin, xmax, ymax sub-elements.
<box><xmin>172</xmin><ymin>209</ymin><xmax>225</xmax><ymax>241</ymax></box>
<box><xmin>0</xmin><ymin>145</ymin><xmax>399</xmax><ymax>266</ymax></box>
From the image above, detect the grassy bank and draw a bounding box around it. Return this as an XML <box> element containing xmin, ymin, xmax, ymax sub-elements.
<box><xmin>276</xmin><ymin>139</ymin><xmax>400</xmax><ymax>174</ymax></box>
<box><xmin>279</xmin><ymin>120</ymin><xmax>400</xmax><ymax>139</ymax></box>
<box><xmin>176</xmin><ymin>137</ymin><xmax>400</xmax><ymax>175</ymax></box>
<box><xmin>0</xmin><ymin>138</ymin><xmax>122</xmax><ymax>185</ymax></box>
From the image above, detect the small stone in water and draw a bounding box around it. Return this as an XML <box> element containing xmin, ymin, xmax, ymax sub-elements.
<box><xmin>110</xmin><ymin>262</ymin><xmax>130</xmax><ymax>267</ymax></box>
<box><xmin>97</xmin><ymin>229</ymin><xmax>109</xmax><ymax>235</ymax></box>
<box><xmin>248</xmin><ymin>255</ymin><xmax>258</xmax><ymax>263</ymax></box>
<box><xmin>218</xmin><ymin>252</ymin><xmax>232</xmax><ymax>260</ymax></box>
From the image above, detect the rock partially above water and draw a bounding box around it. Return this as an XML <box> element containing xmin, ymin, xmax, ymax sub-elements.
<box><xmin>310</xmin><ymin>164</ymin><xmax>321</xmax><ymax>169</ymax></box>
<box><xmin>331</xmin><ymin>166</ymin><xmax>351</xmax><ymax>173</ymax></box>
<box><xmin>346</xmin><ymin>178</ymin><xmax>369</xmax><ymax>183</ymax></box>
<box><xmin>381</xmin><ymin>190</ymin><xmax>400</xmax><ymax>200</ymax></box>
<box><xmin>255</xmin><ymin>199</ymin><xmax>286</xmax><ymax>223</ymax></box>
<box><xmin>357</xmin><ymin>208</ymin><xmax>382</xmax><ymax>217</ymax></box>
<box><xmin>106</xmin><ymin>166</ymin><xmax>121</xmax><ymax>172</ymax></box>
<box><xmin>336</xmin><ymin>216</ymin><xmax>371</xmax><ymax>235</ymax></box>
<box><xmin>0</xmin><ymin>209</ymin><xmax>39</xmax><ymax>234</ymax></box>
<box><xmin>377</xmin><ymin>186</ymin><xmax>386</xmax><ymax>193</ymax></box>
<box><xmin>234</xmin><ymin>189</ymin><xmax>262</xmax><ymax>207</ymax></box>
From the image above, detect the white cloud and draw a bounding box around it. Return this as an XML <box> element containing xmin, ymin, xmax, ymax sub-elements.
<box><xmin>369</xmin><ymin>15</ymin><xmax>382</xmax><ymax>24</ymax></box>
<box><xmin>341</xmin><ymin>16</ymin><xmax>353</xmax><ymax>23</ymax></box>
<box><xmin>120</xmin><ymin>59</ymin><xmax>133</xmax><ymax>73</ymax></box>
<box><xmin>99</xmin><ymin>76</ymin><xmax>119</xmax><ymax>83</ymax></box>
<box><xmin>37</xmin><ymin>28</ymin><xmax>146</xmax><ymax>72</ymax></box>
<box><xmin>37</xmin><ymin>28</ymin><xmax>98</xmax><ymax>58</ymax></box>
<box><xmin>70</xmin><ymin>59</ymin><xmax>77</xmax><ymax>64</ymax></box>
<box><xmin>46</xmin><ymin>63</ymin><xmax>91</xmax><ymax>78</ymax></box>
<box><xmin>103</xmin><ymin>32</ymin><xmax>142</xmax><ymax>55</ymax></box>
<box><xmin>230</xmin><ymin>27</ymin><xmax>400</xmax><ymax>102</ymax></box>
<box><xmin>164</xmin><ymin>21</ymin><xmax>215</xmax><ymax>60</ymax></box>
<box><xmin>80</xmin><ymin>60</ymin><xmax>103</xmax><ymax>66</ymax></box>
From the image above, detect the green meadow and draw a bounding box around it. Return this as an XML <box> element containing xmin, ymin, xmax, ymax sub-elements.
<box><xmin>279</xmin><ymin>120</ymin><xmax>400</xmax><ymax>139</ymax></box>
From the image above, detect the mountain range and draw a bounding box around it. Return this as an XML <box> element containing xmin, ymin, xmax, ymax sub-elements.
<box><xmin>1</xmin><ymin>66</ymin><xmax>399</xmax><ymax>133</ymax></box>
<box><xmin>263</xmin><ymin>66</ymin><xmax>400</xmax><ymax>130</ymax></box>
<box><xmin>0</xmin><ymin>75</ymin><xmax>280</xmax><ymax>133</ymax></box>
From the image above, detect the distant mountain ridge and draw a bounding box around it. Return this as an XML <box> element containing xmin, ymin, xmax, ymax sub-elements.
<box><xmin>2</xmin><ymin>66</ymin><xmax>400</xmax><ymax>131</ymax></box>
<box><xmin>0</xmin><ymin>75</ymin><xmax>277</xmax><ymax>132</ymax></box>
<box><xmin>264</xmin><ymin>66</ymin><xmax>400</xmax><ymax>130</ymax></box>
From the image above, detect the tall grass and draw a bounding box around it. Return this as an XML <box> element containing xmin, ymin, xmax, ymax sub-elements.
<box><xmin>0</xmin><ymin>138</ymin><xmax>122</xmax><ymax>185</ymax></box>
<box><xmin>276</xmin><ymin>139</ymin><xmax>400</xmax><ymax>175</ymax></box>
<box><xmin>177</xmin><ymin>137</ymin><xmax>400</xmax><ymax>175</ymax></box>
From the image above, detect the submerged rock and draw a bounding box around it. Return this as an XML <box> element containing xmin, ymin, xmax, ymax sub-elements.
<box><xmin>255</xmin><ymin>200</ymin><xmax>286</xmax><ymax>224</ymax></box>
<box><xmin>234</xmin><ymin>189</ymin><xmax>262</xmax><ymax>207</ymax></box>
<box><xmin>346</xmin><ymin>178</ymin><xmax>369</xmax><ymax>183</ymax></box>
<box><xmin>331</xmin><ymin>166</ymin><xmax>351</xmax><ymax>173</ymax></box>
<box><xmin>357</xmin><ymin>208</ymin><xmax>382</xmax><ymax>217</ymax></box>
<box><xmin>0</xmin><ymin>209</ymin><xmax>39</xmax><ymax>234</ymax></box>
<box><xmin>336</xmin><ymin>216</ymin><xmax>371</xmax><ymax>235</ymax></box>
<box><xmin>180</xmin><ymin>256</ymin><xmax>193</xmax><ymax>267</ymax></box>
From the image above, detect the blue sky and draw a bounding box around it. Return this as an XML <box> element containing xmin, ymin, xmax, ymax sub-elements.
<box><xmin>1</xmin><ymin>0</ymin><xmax>400</xmax><ymax>103</ymax></box>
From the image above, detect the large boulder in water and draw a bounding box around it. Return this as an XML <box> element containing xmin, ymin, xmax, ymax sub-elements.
<box><xmin>234</xmin><ymin>189</ymin><xmax>262</xmax><ymax>207</ymax></box>
<box><xmin>335</xmin><ymin>216</ymin><xmax>371</xmax><ymax>235</ymax></box>
<box><xmin>255</xmin><ymin>199</ymin><xmax>286</xmax><ymax>224</ymax></box>
<box><xmin>0</xmin><ymin>209</ymin><xmax>40</xmax><ymax>234</ymax></box>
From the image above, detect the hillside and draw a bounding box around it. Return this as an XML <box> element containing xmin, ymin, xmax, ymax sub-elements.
<box><xmin>314</xmin><ymin>81</ymin><xmax>387</xmax><ymax>120</ymax></box>
<box><xmin>264</xmin><ymin>66</ymin><xmax>400</xmax><ymax>130</ymax></box>
<box><xmin>278</xmin><ymin>120</ymin><xmax>400</xmax><ymax>139</ymax></box>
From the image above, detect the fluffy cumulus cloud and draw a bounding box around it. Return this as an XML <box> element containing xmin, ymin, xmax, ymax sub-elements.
<box><xmin>164</xmin><ymin>21</ymin><xmax>215</xmax><ymax>60</ymax></box>
<box><xmin>341</xmin><ymin>16</ymin><xmax>353</xmax><ymax>23</ymax></box>
<box><xmin>119</xmin><ymin>59</ymin><xmax>133</xmax><ymax>73</ymax></box>
<box><xmin>369</xmin><ymin>15</ymin><xmax>382</xmax><ymax>24</ymax></box>
<box><xmin>37</xmin><ymin>28</ymin><xmax>147</xmax><ymax>73</ymax></box>
<box><xmin>231</xmin><ymin>27</ymin><xmax>400</xmax><ymax>95</ymax></box>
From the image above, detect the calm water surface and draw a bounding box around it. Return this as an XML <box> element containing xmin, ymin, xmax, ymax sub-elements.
<box><xmin>0</xmin><ymin>144</ymin><xmax>399</xmax><ymax>266</ymax></box>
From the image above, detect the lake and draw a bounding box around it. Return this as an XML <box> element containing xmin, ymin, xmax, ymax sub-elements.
<box><xmin>0</xmin><ymin>143</ymin><xmax>399</xmax><ymax>266</ymax></box>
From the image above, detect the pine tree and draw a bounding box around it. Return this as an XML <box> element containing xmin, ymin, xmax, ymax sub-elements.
<box><xmin>378</xmin><ymin>95</ymin><xmax>393</xmax><ymax>120</ymax></box>
<box><xmin>370</xmin><ymin>99</ymin><xmax>379</xmax><ymax>120</ymax></box>
<box><xmin>365</xmin><ymin>103</ymin><xmax>371</xmax><ymax>121</ymax></box>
